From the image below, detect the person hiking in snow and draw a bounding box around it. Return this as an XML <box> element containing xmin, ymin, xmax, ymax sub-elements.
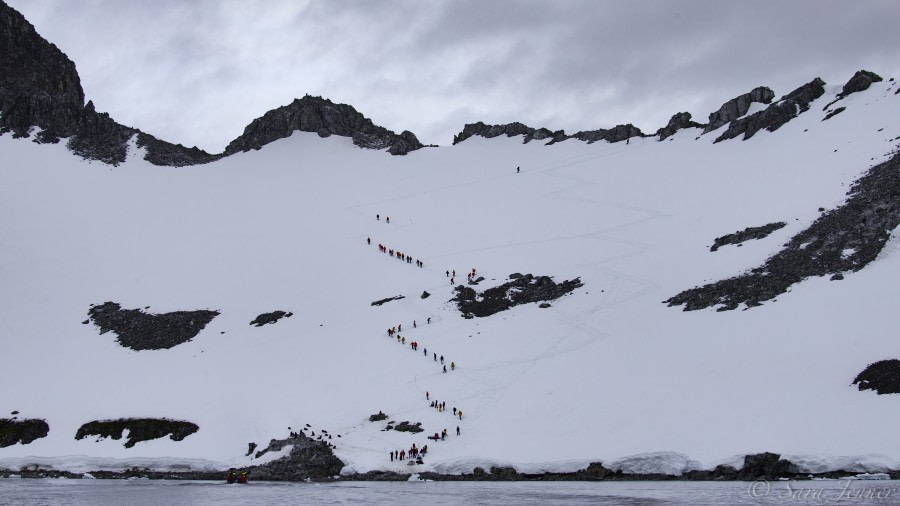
<box><xmin>426</xmin><ymin>391</ymin><xmax>429</xmax><ymax>400</ymax></box>
<box><xmin>446</xmin><ymin>270</ymin><xmax>449</xmax><ymax>277</ymax></box>
<box><xmin>434</xmin><ymin>353</ymin><xmax>437</xmax><ymax>361</ymax></box>
<box><xmin>457</xmin><ymin>426</ymin><xmax>460</xmax><ymax>436</ymax></box>
<box><xmin>453</xmin><ymin>407</ymin><xmax>457</xmax><ymax>416</ymax></box>
<box><xmin>441</xmin><ymin>429</ymin><xmax>447</xmax><ymax>441</ymax></box>
<box><xmin>427</xmin><ymin>317</ymin><xmax>431</xmax><ymax>324</ymax></box>
<box><xmin>450</xmin><ymin>277</ymin><xmax>454</xmax><ymax>284</ymax></box>
<box><xmin>386</xmin><ymin>217</ymin><xmax>390</xmax><ymax>223</ymax></box>
<box><xmin>443</xmin><ymin>365</ymin><xmax>447</xmax><ymax>373</ymax></box>
<box><xmin>451</xmin><ymin>361</ymin><xmax>455</xmax><ymax>370</ymax></box>
<box><xmin>401</xmin><ymin>336</ymin><xmax>406</xmax><ymax>344</ymax></box>
<box><xmin>424</xmin><ymin>347</ymin><xmax>427</xmax><ymax>356</ymax></box>
<box><xmin>400</xmin><ymin>450</ymin><xmax>405</xmax><ymax>460</ymax></box>
<box><xmin>440</xmin><ymin>355</ymin><xmax>444</xmax><ymax>364</ymax></box>
<box><xmin>238</xmin><ymin>472</ymin><xmax>248</xmax><ymax>484</ymax></box>
<box><xmin>398</xmin><ymin>324</ymin><xmax>402</xmax><ymax>332</ymax></box>
<box><xmin>367</xmin><ymin>237</ymin><xmax>371</xmax><ymax>245</ymax></box>
<box><xmin>458</xmin><ymin>410</ymin><xmax>463</xmax><ymax>420</ymax></box>
<box><xmin>413</xmin><ymin>320</ymin><xmax>416</xmax><ymax>328</ymax></box>
<box><xmin>377</xmin><ymin>214</ymin><xmax>380</xmax><ymax>220</ymax></box>
<box><xmin>390</xmin><ymin>451</ymin><xmax>394</xmax><ymax>462</ymax></box>
<box><xmin>226</xmin><ymin>470</ymin><xmax>236</xmax><ymax>484</ymax></box>
<box><xmin>517</xmin><ymin>166</ymin><xmax>520</xmax><ymax>173</ymax></box>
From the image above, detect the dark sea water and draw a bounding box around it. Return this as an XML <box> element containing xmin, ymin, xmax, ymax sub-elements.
<box><xmin>1</xmin><ymin>478</ymin><xmax>898</xmax><ymax>505</ymax></box>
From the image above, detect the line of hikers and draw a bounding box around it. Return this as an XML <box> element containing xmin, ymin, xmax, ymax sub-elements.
<box><xmin>428</xmin><ymin>397</ymin><xmax>463</xmax><ymax>420</ymax></box>
<box><xmin>371</xmin><ymin>239</ymin><xmax>424</xmax><ymax>268</ymax></box>
<box><xmin>385</xmin><ymin>325</ymin><xmax>456</xmax><ymax>373</ymax></box>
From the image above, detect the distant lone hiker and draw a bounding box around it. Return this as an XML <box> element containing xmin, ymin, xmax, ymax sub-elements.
<box><xmin>367</xmin><ymin>237</ymin><xmax>371</xmax><ymax>245</ymax></box>
<box><xmin>377</xmin><ymin>214</ymin><xmax>380</xmax><ymax>220</ymax></box>
<box><xmin>386</xmin><ymin>217</ymin><xmax>390</xmax><ymax>223</ymax></box>
<box><xmin>517</xmin><ymin>166</ymin><xmax>520</xmax><ymax>173</ymax></box>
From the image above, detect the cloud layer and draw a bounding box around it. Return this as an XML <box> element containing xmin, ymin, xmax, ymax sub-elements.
<box><xmin>9</xmin><ymin>0</ymin><xmax>900</xmax><ymax>151</ymax></box>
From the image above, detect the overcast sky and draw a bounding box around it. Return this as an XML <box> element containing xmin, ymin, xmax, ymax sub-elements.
<box><xmin>8</xmin><ymin>0</ymin><xmax>900</xmax><ymax>152</ymax></box>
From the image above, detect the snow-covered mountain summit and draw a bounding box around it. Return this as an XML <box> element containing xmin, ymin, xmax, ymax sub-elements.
<box><xmin>3</xmin><ymin>0</ymin><xmax>900</xmax><ymax>481</ymax></box>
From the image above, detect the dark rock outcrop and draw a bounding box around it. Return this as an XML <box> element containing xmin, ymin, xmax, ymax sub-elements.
<box><xmin>853</xmin><ymin>359</ymin><xmax>900</xmax><ymax>395</ymax></box>
<box><xmin>837</xmin><ymin>70</ymin><xmax>883</xmax><ymax>100</ymax></box>
<box><xmin>738</xmin><ymin>453</ymin><xmax>798</xmax><ymax>480</ymax></box>
<box><xmin>703</xmin><ymin>86</ymin><xmax>775</xmax><ymax>133</ymax></box>
<box><xmin>667</xmin><ymin>150</ymin><xmax>900</xmax><ymax>311</ymax></box>
<box><xmin>822</xmin><ymin>70</ymin><xmax>884</xmax><ymax>111</ymax></box>
<box><xmin>371</xmin><ymin>295</ymin><xmax>405</xmax><ymax>306</ymax></box>
<box><xmin>0</xmin><ymin>1</ymin><xmax>220</xmax><ymax>166</ymax></box>
<box><xmin>454</xmin><ymin>273</ymin><xmax>583</xmax><ymax>318</ymax></box>
<box><xmin>385</xmin><ymin>421</ymin><xmax>423</xmax><ymax>433</ymax></box>
<box><xmin>368</xmin><ymin>411</ymin><xmax>388</xmax><ymax>422</ymax></box>
<box><xmin>87</xmin><ymin>302</ymin><xmax>219</xmax><ymax>350</ymax></box>
<box><xmin>224</xmin><ymin>95</ymin><xmax>423</xmax><ymax>156</ymax></box>
<box><xmin>75</xmin><ymin>418</ymin><xmax>198</xmax><ymax>448</ymax></box>
<box><xmin>452</xmin><ymin>121</ymin><xmax>566</xmax><ymax>145</ymax></box>
<box><xmin>822</xmin><ymin>107</ymin><xmax>846</xmax><ymax>121</ymax></box>
<box><xmin>710</xmin><ymin>222</ymin><xmax>786</xmax><ymax>252</ymax></box>
<box><xmin>0</xmin><ymin>418</ymin><xmax>49</xmax><ymax>447</ymax></box>
<box><xmin>714</xmin><ymin>79</ymin><xmax>825</xmax><ymax>143</ymax></box>
<box><xmin>656</xmin><ymin>112</ymin><xmax>703</xmax><ymax>140</ymax></box>
<box><xmin>246</xmin><ymin>432</ymin><xmax>344</xmax><ymax>480</ymax></box>
<box><xmin>250</xmin><ymin>310</ymin><xmax>293</xmax><ymax>327</ymax></box>
<box><xmin>0</xmin><ymin>0</ymin><xmax>84</xmax><ymax>140</ymax></box>
<box><xmin>569</xmin><ymin>124</ymin><xmax>644</xmax><ymax>144</ymax></box>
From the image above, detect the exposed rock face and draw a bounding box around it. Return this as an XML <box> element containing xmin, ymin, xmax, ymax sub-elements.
<box><xmin>710</xmin><ymin>222</ymin><xmax>786</xmax><ymax>252</ymax></box>
<box><xmin>250</xmin><ymin>310</ymin><xmax>293</xmax><ymax>327</ymax></box>
<box><xmin>0</xmin><ymin>1</ymin><xmax>220</xmax><ymax>166</ymax></box>
<box><xmin>247</xmin><ymin>432</ymin><xmax>345</xmax><ymax>480</ymax></box>
<box><xmin>75</xmin><ymin>418</ymin><xmax>199</xmax><ymax>448</ymax></box>
<box><xmin>0</xmin><ymin>0</ymin><xmax>84</xmax><ymax>140</ymax></box>
<box><xmin>853</xmin><ymin>359</ymin><xmax>900</xmax><ymax>395</ymax></box>
<box><xmin>656</xmin><ymin>112</ymin><xmax>703</xmax><ymax>140</ymax></box>
<box><xmin>569</xmin><ymin>123</ymin><xmax>644</xmax><ymax>144</ymax></box>
<box><xmin>0</xmin><ymin>418</ymin><xmax>49</xmax><ymax>447</ymax></box>
<box><xmin>368</xmin><ymin>411</ymin><xmax>388</xmax><ymax>422</ymax></box>
<box><xmin>667</xmin><ymin>150</ymin><xmax>900</xmax><ymax>311</ymax></box>
<box><xmin>224</xmin><ymin>95</ymin><xmax>423</xmax><ymax>156</ymax></box>
<box><xmin>371</xmin><ymin>295</ymin><xmax>405</xmax><ymax>306</ymax></box>
<box><xmin>452</xmin><ymin>121</ymin><xmax>642</xmax><ymax>146</ymax></box>
<box><xmin>837</xmin><ymin>70</ymin><xmax>883</xmax><ymax>100</ymax></box>
<box><xmin>714</xmin><ymin>78</ymin><xmax>825</xmax><ymax>143</ymax></box>
<box><xmin>454</xmin><ymin>273</ymin><xmax>583</xmax><ymax>318</ymax></box>
<box><xmin>703</xmin><ymin>86</ymin><xmax>774</xmax><ymax>133</ymax></box>
<box><xmin>822</xmin><ymin>107</ymin><xmax>846</xmax><ymax>121</ymax></box>
<box><xmin>387</xmin><ymin>421</ymin><xmax>423</xmax><ymax>433</ymax></box>
<box><xmin>452</xmin><ymin>121</ymin><xmax>566</xmax><ymax>145</ymax></box>
<box><xmin>87</xmin><ymin>302</ymin><xmax>219</xmax><ymax>350</ymax></box>
<box><xmin>738</xmin><ymin>453</ymin><xmax>798</xmax><ymax>480</ymax></box>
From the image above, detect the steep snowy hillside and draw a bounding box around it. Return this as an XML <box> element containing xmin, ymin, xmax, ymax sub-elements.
<box><xmin>2</xmin><ymin>71</ymin><xmax>900</xmax><ymax>477</ymax></box>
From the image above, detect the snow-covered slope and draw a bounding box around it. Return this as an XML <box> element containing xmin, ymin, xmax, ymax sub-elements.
<box><xmin>2</xmin><ymin>78</ymin><xmax>900</xmax><ymax>476</ymax></box>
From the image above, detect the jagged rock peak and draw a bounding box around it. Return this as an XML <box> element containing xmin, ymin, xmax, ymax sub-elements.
<box><xmin>570</xmin><ymin>124</ymin><xmax>644</xmax><ymax>144</ymax></box>
<box><xmin>452</xmin><ymin>121</ymin><xmax>566</xmax><ymax>145</ymax></box>
<box><xmin>0</xmin><ymin>0</ymin><xmax>219</xmax><ymax>166</ymax></box>
<box><xmin>703</xmin><ymin>86</ymin><xmax>775</xmax><ymax>133</ymax></box>
<box><xmin>224</xmin><ymin>95</ymin><xmax>424</xmax><ymax>156</ymax></box>
<box><xmin>823</xmin><ymin>69</ymin><xmax>884</xmax><ymax>111</ymax></box>
<box><xmin>0</xmin><ymin>0</ymin><xmax>84</xmax><ymax>140</ymax></box>
<box><xmin>713</xmin><ymin>77</ymin><xmax>825</xmax><ymax>143</ymax></box>
<box><xmin>655</xmin><ymin>112</ymin><xmax>703</xmax><ymax>140</ymax></box>
<box><xmin>838</xmin><ymin>70</ymin><xmax>883</xmax><ymax>99</ymax></box>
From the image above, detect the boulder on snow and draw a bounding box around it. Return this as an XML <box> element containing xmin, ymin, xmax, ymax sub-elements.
<box><xmin>454</xmin><ymin>273</ymin><xmax>583</xmax><ymax>318</ymax></box>
<box><xmin>369</xmin><ymin>411</ymin><xmax>388</xmax><ymax>422</ymax></box>
<box><xmin>250</xmin><ymin>310</ymin><xmax>293</xmax><ymax>327</ymax></box>
<box><xmin>709</xmin><ymin>222</ymin><xmax>786</xmax><ymax>251</ymax></box>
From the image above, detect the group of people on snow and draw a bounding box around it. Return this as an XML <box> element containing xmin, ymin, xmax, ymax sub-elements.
<box><xmin>372</xmin><ymin>240</ymin><xmax>424</xmax><ymax>268</ymax></box>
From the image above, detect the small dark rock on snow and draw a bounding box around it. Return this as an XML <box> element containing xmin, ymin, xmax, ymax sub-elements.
<box><xmin>250</xmin><ymin>310</ymin><xmax>293</xmax><ymax>326</ymax></box>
